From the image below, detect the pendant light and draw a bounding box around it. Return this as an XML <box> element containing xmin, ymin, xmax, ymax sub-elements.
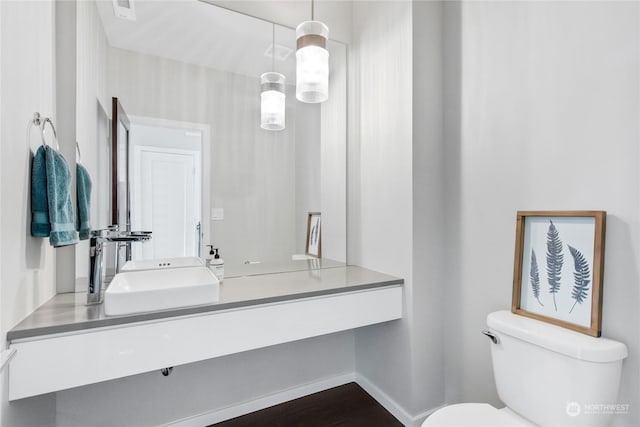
<box><xmin>296</xmin><ymin>0</ymin><xmax>329</xmax><ymax>103</ymax></box>
<box><xmin>261</xmin><ymin>24</ymin><xmax>286</xmax><ymax>131</ymax></box>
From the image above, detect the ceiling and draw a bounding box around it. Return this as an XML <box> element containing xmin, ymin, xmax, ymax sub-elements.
<box><xmin>96</xmin><ymin>0</ymin><xmax>298</xmax><ymax>81</ymax></box>
<box><xmin>207</xmin><ymin>0</ymin><xmax>352</xmax><ymax>43</ymax></box>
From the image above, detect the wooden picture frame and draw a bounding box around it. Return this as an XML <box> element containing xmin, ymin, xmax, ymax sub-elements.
<box><xmin>512</xmin><ymin>211</ymin><xmax>606</xmax><ymax>337</ymax></box>
<box><xmin>305</xmin><ymin>212</ymin><xmax>321</xmax><ymax>258</ymax></box>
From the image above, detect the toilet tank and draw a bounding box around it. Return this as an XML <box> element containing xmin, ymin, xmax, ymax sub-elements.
<box><xmin>487</xmin><ymin>311</ymin><xmax>628</xmax><ymax>427</ymax></box>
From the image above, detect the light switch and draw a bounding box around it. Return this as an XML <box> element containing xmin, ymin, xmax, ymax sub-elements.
<box><xmin>211</xmin><ymin>208</ymin><xmax>224</xmax><ymax>221</ymax></box>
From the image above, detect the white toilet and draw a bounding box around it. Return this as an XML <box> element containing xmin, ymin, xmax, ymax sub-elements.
<box><xmin>423</xmin><ymin>310</ymin><xmax>628</xmax><ymax>427</ymax></box>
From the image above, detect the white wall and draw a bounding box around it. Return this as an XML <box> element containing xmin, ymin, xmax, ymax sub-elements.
<box><xmin>350</xmin><ymin>2</ymin><xmax>639</xmax><ymax>426</ymax></box>
<box><xmin>295</xmin><ymin>102</ymin><xmax>322</xmax><ymax>254</ymax></box>
<box><xmin>54</xmin><ymin>0</ymin><xmax>78</xmax><ymax>294</ymax></box>
<box><xmin>349</xmin><ymin>0</ymin><xmax>413</xmax><ymax>416</ymax></box>
<box><xmin>0</xmin><ymin>0</ymin><xmax>3</xmax><ymax>387</ymax></box>
<box><xmin>349</xmin><ymin>1</ymin><xmax>429</xmax><ymax>424</ymax></box>
<box><xmin>321</xmin><ymin>41</ymin><xmax>348</xmax><ymax>263</ymax></box>
<box><xmin>74</xmin><ymin>0</ymin><xmax>110</xmax><ymax>291</ymax></box>
<box><xmin>0</xmin><ymin>1</ymin><xmax>58</xmax><ymax>425</ymax></box>
<box><xmin>443</xmin><ymin>2</ymin><xmax>640</xmax><ymax>426</ymax></box>
<box><xmin>350</xmin><ymin>1</ymin><xmax>446</xmax><ymax>424</ymax></box>
<box><xmin>410</xmin><ymin>0</ymin><xmax>446</xmax><ymax>417</ymax></box>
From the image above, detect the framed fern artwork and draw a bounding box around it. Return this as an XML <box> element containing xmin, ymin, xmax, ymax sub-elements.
<box><xmin>511</xmin><ymin>211</ymin><xmax>606</xmax><ymax>337</ymax></box>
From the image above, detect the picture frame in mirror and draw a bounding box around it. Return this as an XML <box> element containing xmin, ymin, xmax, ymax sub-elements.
<box><xmin>306</xmin><ymin>212</ymin><xmax>322</xmax><ymax>258</ymax></box>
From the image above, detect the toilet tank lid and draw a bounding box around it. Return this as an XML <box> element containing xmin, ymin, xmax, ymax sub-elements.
<box><xmin>487</xmin><ymin>311</ymin><xmax>628</xmax><ymax>363</ymax></box>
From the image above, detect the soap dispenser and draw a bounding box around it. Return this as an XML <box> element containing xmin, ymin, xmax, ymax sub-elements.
<box><xmin>206</xmin><ymin>245</ymin><xmax>224</xmax><ymax>283</ymax></box>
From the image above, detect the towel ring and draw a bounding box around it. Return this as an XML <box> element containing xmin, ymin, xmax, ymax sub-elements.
<box><xmin>40</xmin><ymin>116</ymin><xmax>60</xmax><ymax>150</ymax></box>
<box><xmin>27</xmin><ymin>112</ymin><xmax>60</xmax><ymax>152</ymax></box>
<box><xmin>76</xmin><ymin>141</ymin><xmax>82</xmax><ymax>164</ymax></box>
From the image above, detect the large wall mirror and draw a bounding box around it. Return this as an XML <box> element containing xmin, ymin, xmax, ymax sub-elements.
<box><xmin>74</xmin><ymin>0</ymin><xmax>347</xmax><ymax>289</ymax></box>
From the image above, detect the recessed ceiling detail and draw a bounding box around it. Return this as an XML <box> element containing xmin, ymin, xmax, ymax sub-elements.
<box><xmin>264</xmin><ymin>43</ymin><xmax>293</xmax><ymax>62</ymax></box>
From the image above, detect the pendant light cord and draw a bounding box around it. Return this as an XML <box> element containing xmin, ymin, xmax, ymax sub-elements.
<box><xmin>272</xmin><ymin>23</ymin><xmax>275</xmax><ymax>72</ymax></box>
<box><xmin>311</xmin><ymin>0</ymin><xmax>315</xmax><ymax>20</ymax></box>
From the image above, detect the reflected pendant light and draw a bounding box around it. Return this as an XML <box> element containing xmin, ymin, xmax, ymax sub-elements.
<box><xmin>296</xmin><ymin>0</ymin><xmax>329</xmax><ymax>103</ymax></box>
<box><xmin>261</xmin><ymin>24</ymin><xmax>286</xmax><ymax>131</ymax></box>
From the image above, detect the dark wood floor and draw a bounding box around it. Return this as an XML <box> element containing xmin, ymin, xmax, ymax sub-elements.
<box><xmin>210</xmin><ymin>382</ymin><xmax>403</xmax><ymax>427</ymax></box>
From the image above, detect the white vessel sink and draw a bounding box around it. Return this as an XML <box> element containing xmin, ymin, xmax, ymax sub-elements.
<box><xmin>121</xmin><ymin>256</ymin><xmax>204</xmax><ymax>272</ymax></box>
<box><xmin>104</xmin><ymin>266</ymin><xmax>219</xmax><ymax>316</ymax></box>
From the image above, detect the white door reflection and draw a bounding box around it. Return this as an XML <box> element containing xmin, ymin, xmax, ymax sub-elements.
<box><xmin>129</xmin><ymin>120</ymin><xmax>206</xmax><ymax>260</ymax></box>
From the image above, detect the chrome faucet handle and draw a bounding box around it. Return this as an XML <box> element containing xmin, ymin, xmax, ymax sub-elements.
<box><xmin>482</xmin><ymin>329</ymin><xmax>499</xmax><ymax>345</ymax></box>
<box><xmin>90</xmin><ymin>229</ymin><xmax>106</xmax><ymax>238</ymax></box>
<box><xmin>90</xmin><ymin>228</ymin><xmax>116</xmax><ymax>239</ymax></box>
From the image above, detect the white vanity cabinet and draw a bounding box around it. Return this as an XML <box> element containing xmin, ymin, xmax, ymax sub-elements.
<box><xmin>7</xmin><ymin>266</ymin><xmax>403</xmax><ymax>400</ymax></box>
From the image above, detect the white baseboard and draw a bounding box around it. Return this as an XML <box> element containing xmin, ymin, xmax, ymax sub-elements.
<box><xmin>163</xmin><ymin>372</ymin><xmax>355</xmax><ymax>427</ymax></box>
<box><xmin>354</xmin><ymin>373</ymin><xmax>414</xmax><ymax>426</ymax></box>
<box><xmin>164</xmin><ymin>371</ymin><xmax>442</xmax><ymax>427</ymax></box>
<box><xmin>354</xmin><ymin>373</ymin><xmax>442</xmax><ymax>427</ymax></box>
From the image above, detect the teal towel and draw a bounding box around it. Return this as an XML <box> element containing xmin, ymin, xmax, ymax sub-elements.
<box><xmin>45</xmin><ymin>146</ymin><xmax>78</xmax><ymax>247</ymax></box>
<box><xmin>30</xmin><ymin>146</ymin><xmax>50</xmax><ymax>237</ymax></box>
<box><xmin>76</xmin><ymin>163</ymin><xmax>92</xmax><ymax>240</ymax></box>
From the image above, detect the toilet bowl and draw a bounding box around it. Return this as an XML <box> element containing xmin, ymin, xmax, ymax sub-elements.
<box><xmin>422</xmin><ymin>311</ymin><xmax>628</xmax><ymax>427</ymax></box>
<box><xmin>423</xmin><ymin>403</ymin><xmax>533</xmax><ymax>426</ymax></box>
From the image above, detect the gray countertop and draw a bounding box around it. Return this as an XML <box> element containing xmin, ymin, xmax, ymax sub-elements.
<box><xmin>8</xmin><ymin>265</ymin><xmax>403</xmax><ymax>342</ymax></box>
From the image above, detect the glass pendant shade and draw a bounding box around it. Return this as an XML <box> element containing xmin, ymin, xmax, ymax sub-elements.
<box><xmin>260</xmin><ymin>72</ymin><xmax>286</xmax><ymax>131</ymax></box>
<box><xmin>295</xmin><ymin>21</ymin><xmax>329</xmax><ymax>103</ymax></box>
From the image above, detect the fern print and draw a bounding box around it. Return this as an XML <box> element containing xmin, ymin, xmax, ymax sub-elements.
<box><xmin>546</xmin><ymin>220</ymin><xmax>564</xmax><ymax>312</ymax></box>
<box><xmin>568</xmin><ymin>245</ymin><xmax>591</xmax><ymax>314</ymax></box>
<box><xmin>529</xmin><ymin>249</ymin><xmax>543</xmax><ymax>306</ymax></box>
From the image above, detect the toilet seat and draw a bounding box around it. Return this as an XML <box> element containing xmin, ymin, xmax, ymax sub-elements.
<box><xmin>421</xmin><ymin>403</ymin><xmax>535</xmax><ymax>427</ymax></box>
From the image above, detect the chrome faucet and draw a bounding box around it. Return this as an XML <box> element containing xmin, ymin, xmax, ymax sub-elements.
<box><xmin>87</xmin><ymin>227</ymin><xmax>151</xmax><ymax>305</ymax></box>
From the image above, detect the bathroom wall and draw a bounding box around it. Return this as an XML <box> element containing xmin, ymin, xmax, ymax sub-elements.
<box><xmin>74</xmin><ymin>0</ymin><xmax>110</xmax><ymax>291</ymax></box>
<box><xmin>351</xmin><ymin>2</ymin><xmax>639</xmax><ymax>426</ymax></box>
<box><xmin>320</xmin><ymin>42</ymin><xmax>348</xmax><ymax>263</ymax></box>
<box><xmin>350</xmin><ymin>0</ymin><xmax>446</xmax><ymax>423</ymax></box>
<box><xmin>349</xmin><ymin>0</ymin><xmax>415</xmax><ymax>415</ymax></box>
<box><xmin>0</xmin><ymin>1</ymin><xmax>58</xmax><ymax>425</ymax></box>
<box><xmin>442</xmin><ymin>2</ymin><xmax>640</xmax><ymax>426</ymax></box>
<box><xmin>0</xmin><ymin>0</ymin><xmax>3</xmax><ymax>389</ymax></box>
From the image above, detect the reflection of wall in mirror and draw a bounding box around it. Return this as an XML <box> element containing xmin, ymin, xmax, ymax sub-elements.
<box><xmin>108</xmin><ymin>47</ymin><xmax>315</xmax><ymax>267</ymax></box>
<box><xmin>75</xmin><ymin>0</ymin><xmax>347</xmax><ymax>275</ymax></box>
<box><xmin>75</xmin><ymin>0</ymin><xmax>110</xmax><ymax>291</ymax></box>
